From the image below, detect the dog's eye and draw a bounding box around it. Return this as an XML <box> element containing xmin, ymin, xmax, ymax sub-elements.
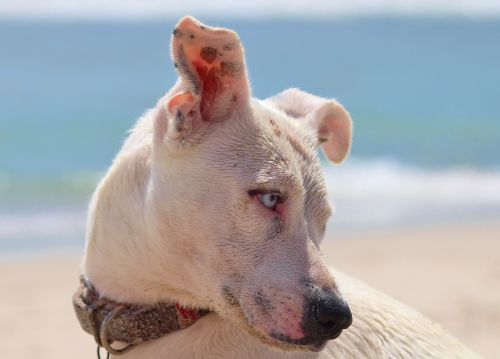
<box><xmin>257</xmin><ymin>193</ymin><xmax>281</xmax><ymax>210</ymax></box>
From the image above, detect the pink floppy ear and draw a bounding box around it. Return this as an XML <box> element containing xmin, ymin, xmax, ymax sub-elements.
<box><xmin>160</xmin><ymin>16</ymin><xmax>251</xmax><ymax>141</ymax></box>
<box><xmin>267</xmin><ymin>88</ymin><xmax>352</xmax><ymax>164</ymax></box>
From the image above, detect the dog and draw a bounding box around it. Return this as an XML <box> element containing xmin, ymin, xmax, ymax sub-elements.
<box><xmin>77</xmin><ymin>16</ymin><xmax>481</xmax><ymax>358</ymax></box>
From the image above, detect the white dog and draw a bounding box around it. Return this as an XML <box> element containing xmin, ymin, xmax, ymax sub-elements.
<box><xmin>75</xmin><ymin>16</ymin><xmax>481</xmax><ymax>359</ymax></box>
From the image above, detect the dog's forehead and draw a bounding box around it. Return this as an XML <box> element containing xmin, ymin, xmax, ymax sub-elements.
<box><xmin>252</xmin><ymin>99</ymin><xmax>318</xmax><ymax>165</ymax></box>
<box><xmin>233</xmin><ymin>99</ymin><xmax>332</xmax><ymax>225</ymax></box>
<box><xmin>221</xmin><ymin>100</ymin><xmax>326</xmax><ymax>195</ymax></box>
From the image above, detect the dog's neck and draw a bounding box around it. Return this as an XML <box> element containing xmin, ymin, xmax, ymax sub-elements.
<box><xmin>73</xmin><ymin>274</ymin><xmax>210</xmax><ymax>356</ymax></box>
<box><xmin>83</xmin><ymin>114</ymin><xmax>208</xmax><ymax>309</ymax></box>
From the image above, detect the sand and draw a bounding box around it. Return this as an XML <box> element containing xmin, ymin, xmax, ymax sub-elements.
<box><xmin>1</xmin><ymin>220</ymin><xmax>499</xmax><ymax>359</ymax></box>
<box><xmin>323</xmin><ymin>221</ymin><xmax>500</xmax><ymax>359</ymax></box>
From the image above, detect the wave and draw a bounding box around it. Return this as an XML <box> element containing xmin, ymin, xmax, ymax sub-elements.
<box><xmin>0</xmin><ymin>208</ymin><xmax>86</xmax><ymax>239</ymax></box>
<box><xmin>0</xmin><ymin>206</ymin><xmax>86</xmax><ymax>256</ymax></box>
<box><xmin>0</xmin><ymin>171</ymin><xmax>101</xmax><ymax>203</ymax></box>
<box><xmin>2</xmin><ymin>0</ymin><xmax>500</xmax><ymax>20</ymax></box>
<box><xmin>1</xmin><ymin>159</ymin><xmax>499</xmax><ymax>254</ymax></box>
<box><xmin>325</xmin><ymin>158</ymin><xmax>500</xmax><ymax>229</ymax></box>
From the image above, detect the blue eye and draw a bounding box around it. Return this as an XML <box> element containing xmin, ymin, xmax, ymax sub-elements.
<box><xmin>258</xmin><ymin>193</ymin><xmax>280</xmax><ymax>210</ymax></box>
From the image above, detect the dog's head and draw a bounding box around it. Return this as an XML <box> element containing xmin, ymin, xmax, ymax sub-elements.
<box><xmin>151</xmin><ymin>17</ymin><xmax>352</xmax><ymax>352</ymax></box>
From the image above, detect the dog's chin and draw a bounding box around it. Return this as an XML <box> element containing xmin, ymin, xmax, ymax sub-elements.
<box><xmin>236</xmin><ymin>315</ymin><xmax>333</xmax><ymax>353</ymax></box>
<box><xmin>222</xmin><ymin>302</ymin><xmax>336</xmax><ymax>353</ymax></box>
<box><xmin>265</xmin><ymin>331</ymin><xmax>335</xmax><ymax>353</ymax></box>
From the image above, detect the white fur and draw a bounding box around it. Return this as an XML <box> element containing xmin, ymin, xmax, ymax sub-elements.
<box><xmin>82</xmin><ymin>16</ymin><xmax>481</xmax><ymax>359</ymax></box>
<box><xmin>118</xmin><ymin>271</ymin><xmax>480</xmax><ymax>359</ymax></box>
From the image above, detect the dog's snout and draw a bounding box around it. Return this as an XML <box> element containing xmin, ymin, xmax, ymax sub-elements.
<box><xmin>303</xmin><ymin>290</ymin><xmax>352</xmax><ymax>340</ymax></box>
<box><xmin>314</xmin><ymin>298</ymin><xmax>352</xmax><ymax>332</ymax></box>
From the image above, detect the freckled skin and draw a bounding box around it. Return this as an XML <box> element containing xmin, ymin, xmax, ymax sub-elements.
<box><xmin>254</xmin><ymin>291</ymin><xmax>274</xmax><ymax>311</ymax></box>
<box><xmin>172</xmin><ymin>27</ymin><xmax>182</xmax><ymax>38</ymax></box>
<box><xmin>200</xmin><ymin>46</ymin><xmax>218</xmax><ymax>64</ymax></box>
<box><xmin>222</xmin><ymin>286</ymin><xmax>239</xmax><ymax>306</ymax></box>
<box><xmin>220</xmin><ymin>61</ymin><xmax>242</xmax><ymax>77</ymax></box>
<box><xmin>223</xmin><ymin>42</ymin><xmax>236</xmax><ymax>51</ymax></box>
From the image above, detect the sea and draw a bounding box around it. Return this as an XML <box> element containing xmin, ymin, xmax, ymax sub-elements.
<box><xmin>1</xmin><ymin>17</ymin><xmax>500</xmax><ymax>256</ymax></box>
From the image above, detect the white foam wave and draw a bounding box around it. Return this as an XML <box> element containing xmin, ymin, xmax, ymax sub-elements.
<box><xmin>1</xmin><ymin>159</ymin><xmax>499</xmax><ymax>252</ymax></box>
<box><xmin>0</xmin><ymin>208</ymin><xmax>86</xmax><ymax>240</ymax></box>
<box><xmin>325</xmin><ymin>159</ymin><xmax>500</xmax><ymax>229</ymax></box>
<box><xmin>2</xmin><ymin>0</ymin><xmax>500</xmax><ymax>20</ymax></box>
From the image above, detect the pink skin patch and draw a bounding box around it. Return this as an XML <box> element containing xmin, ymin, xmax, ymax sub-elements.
<box><xmin>192</xmin><ymin>60</ymin><xmax>223</xmax><ymax>121</ymax></box>
<box><xmin>240</xmin><ymin>285</ymin><xmax>305</xmax><ymax>341</ymax></box>
<box><xmin>175</xmin><ymin>304</ymin><xmax>201</xmax><ymax>321</ymax></box>
<box><xmin>243</xmin><ymin>289</ymin><xmax>305</xmax><ymax>341</ymax></box>
<box><xmin>167</xmin><ymin>92</ymin><xmax>195</xmax><ymax>113</ymax></box>
<box><xmin>269</xmin><ymin>301</ymin><xmax>305</xmax><ymax>340</ymax></box>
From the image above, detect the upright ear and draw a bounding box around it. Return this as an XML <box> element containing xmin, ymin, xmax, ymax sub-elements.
<box><xmin>158</xmin><ymin>16</ymin><xmax>251</xmax><ymax>142</ymax></box>
<box><xmin>267</xmin><ymin>88</ymin><xmax>352</xmax><ymax>164</ymax></box>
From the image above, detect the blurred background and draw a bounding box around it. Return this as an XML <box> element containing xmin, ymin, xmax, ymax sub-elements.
<box><xmin>1</xmin><ymin>1</ymin><xmax>499</xmax><ymax>358</ymax></box>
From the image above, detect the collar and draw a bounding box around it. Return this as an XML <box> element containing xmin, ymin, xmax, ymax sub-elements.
<box><xmin>73</xmin><ymin>275</ymin><xmax>209</xmax><ymax>355</ymax></box>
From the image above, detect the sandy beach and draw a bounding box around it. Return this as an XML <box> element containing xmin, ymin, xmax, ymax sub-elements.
<box><xmin>2</xmin><ymin>220</ymin><xmax>499</xmax><ymax>359</ymax></box>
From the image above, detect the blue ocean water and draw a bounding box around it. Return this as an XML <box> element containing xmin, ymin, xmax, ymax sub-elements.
<box><xmin>1</xmin><ymin>18</ymin><xmax>500</xmax><ymax>254</ymax></box>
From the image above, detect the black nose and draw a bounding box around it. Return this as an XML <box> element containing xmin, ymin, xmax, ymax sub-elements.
<box><xmin>302</xmin><ymin>290</ymin><xmax>352</xmax><ymax>340</ymax></box>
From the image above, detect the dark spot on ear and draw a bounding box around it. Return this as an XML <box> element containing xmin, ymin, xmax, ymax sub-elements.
<box><xmin>200</xmin><ymin>25</ymin><xmax>207</xmax><ymax>30</ymax></box>
<box><xmin>232</xmin><ymin>94</ymin><xmax>238</xmax><ymax>102</ymax></box>
<box><xmin>220</xmin><ymin>61</ymin><xmax>241</xmax><ymax>77</ymax></box>
<box><xmin>222</xmin><ymin>286</ymin><xmax>239</xmax><ymax>306</ymax></box>
<box><xmin>318</xmin><ymin>137</ymin><xmax>328</xmax><ymax>144</ymax></box>
<box><xmin>200</xmin><ymin>46</ymin><xmax>218</xmax><ymax>64</ymax></box>
<box><xmin>190</xmin><ymin>34</ymin><xmax>195</xmax><ymax>39</ymax></box>
<box><xmin>223</xmin><ymin>42</ymin><xmax>236</xmax><ymax>51</ymax></box>
<box><xmin>254</xmin><ymin>291</ymin><xmax>273</xmax><ymax>310</ymax></box>
<box><xmin>173</xmin><ymin>28</ymin><xmax>183</xmax><ymax>38</ymax></box>
<box><xmin>175</xmin><ymin>110</ymin><xmax>185</xmax><ymax>133</ymax></box>
<box><xmin>174</xmin><ymin>62</ymin><xmax>178</xmax><ymax>68</ymax></box>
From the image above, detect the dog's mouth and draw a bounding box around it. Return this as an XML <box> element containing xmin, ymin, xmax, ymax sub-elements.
<box><xmin>241</xmin><ymin>319</ymin><xmax>331</xmax><ymax>352</ymax></box>
<box><xmin>220</xmin><ymin>284</ymin><xmax>349</xmax><ymax>352</ymax></box>
<box><xmin>226</xmin><ymin>300</ymin><xmax>337</xmax><ymax>353</ymax></box>
<box><xmin>267</xmin><ymin>331</ymin><xmax>336</xmax><ymax>352</ymax></box>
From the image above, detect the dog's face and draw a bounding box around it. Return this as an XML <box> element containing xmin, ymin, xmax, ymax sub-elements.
<box><xmin>151</xmin><ymin>17</ymin><xmax>352</xmax><ymax>352</ymax></box>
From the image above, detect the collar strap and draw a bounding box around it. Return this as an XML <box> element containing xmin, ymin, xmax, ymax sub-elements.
<box><xmin>73</xmin><ymin>275</ymin><xmax>209</xmax><ymax>355</ymax></box>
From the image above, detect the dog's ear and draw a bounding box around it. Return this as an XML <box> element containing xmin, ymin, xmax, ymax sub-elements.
<box><xmin>267</xmin><ymin>88</ymin><xmax>352</xmax><ymax>164</ymax></box>
<box><xmin>157</xmin><ymin>16</ymin><xmax>250</xmax><ymax>142</ymax></box>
